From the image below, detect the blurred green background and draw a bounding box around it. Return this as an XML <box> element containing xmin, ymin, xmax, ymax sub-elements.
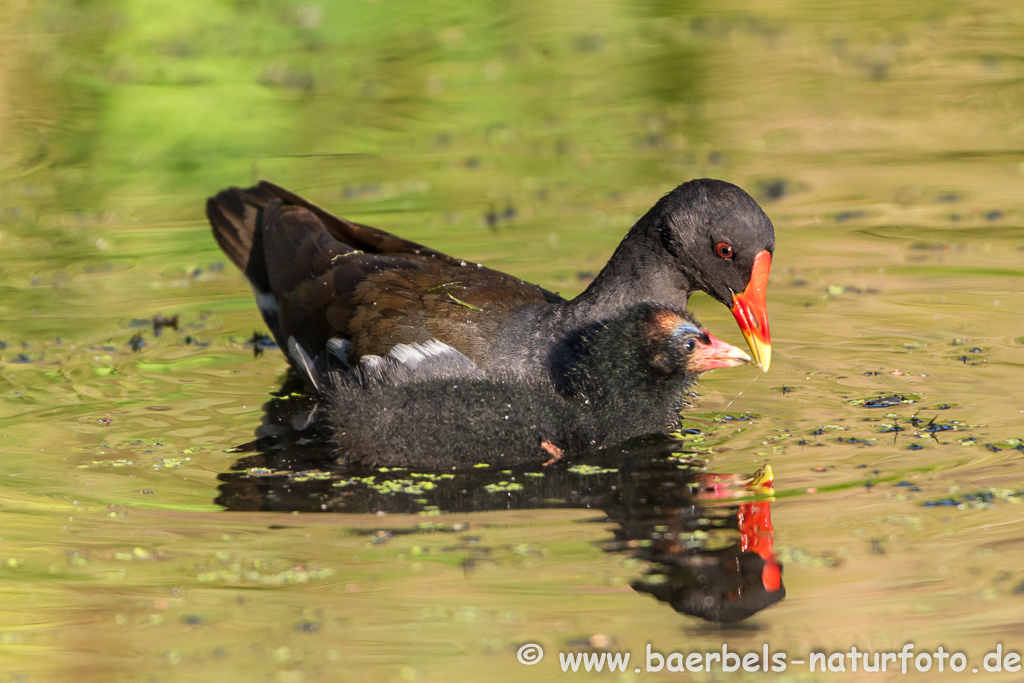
<box><xmin>1</xmin><ymin>0</ymin><xmax>1023</xmax><ymax>681</ymax></box>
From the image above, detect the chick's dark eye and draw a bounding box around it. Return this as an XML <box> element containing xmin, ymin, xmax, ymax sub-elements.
<box><xmin>683</xmin><ymin>338</ymin><xmax>696</xmax><ymax>353</ymax></box>
<box><xmin>716</xmin><ymin>242</ymin><xmax>734</xmax><ymax>259</ymax></box>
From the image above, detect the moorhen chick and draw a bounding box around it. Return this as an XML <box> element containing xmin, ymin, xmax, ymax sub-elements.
<box><xmin>207</xmin><ymin>178</ymin><xmax>775</xmax><ymax>386</ymax></box>
<box><xmin>307</xmin><ymin>304</ymin><xmax>750</xmax><ymax>468</ymax></box>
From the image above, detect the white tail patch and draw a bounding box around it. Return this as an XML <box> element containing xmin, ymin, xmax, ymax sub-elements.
<box><xmin>288</xmin><ymin>336</ymin><xmax>322</xmax><ymax>394</ymax></box>
<box><xmin>251</xmin><ymin>286</ymin><xmax>278</xmax><ymax>318</ymax></box>
<box><xmin>346</xmin><ymin>339</ymin><xmax>480</xmax><ymax>389</ymax></box>
<box><xmin>250</xmin><ymin>286</ymin><xmax>280</xmax><ymax>336</ymax></box>
<box><xmin>359</xmin><ymin>355</ymin><xmax>383</xmax><ymax>369</ymax></box>
<box><xmin>386</xmin><ymin>339</ymin><xmax>460</xmax><ymax>369</ymax></box>
<box><xmin>326</xmin><ymin>337</ymin><xmax>351</xmax><ymax>368</ymax></box>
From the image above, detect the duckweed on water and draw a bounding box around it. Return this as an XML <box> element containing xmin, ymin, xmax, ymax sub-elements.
<box><xmin>775</xmin><ymin>547</ymin><xmax>840</xmax><ymax>568</ymax></box>
<box><xmin>290</xmin><ymin>471</ymin><xmax>332</xmax><ymax>482</ymax></box>
<box><xmin>78</xmin><ymin>459</ymin><xmax>135</xmax><ymax>469</ymax></box>
<box><xmin>152</xmin><ymin>457</ymin><xmax>191</xmax><ymax>469</ymax></box>
<box><xmin>372</xmin><ymin>479</ymin><xmax>432</xmax><ymax>495</ymax></box>
<box><xmin>714</xmin><ymin>413</ymin><xmax>758</xmax><ymax>422</ymax></box>
<box><xmin>985</xmin><ymin>438</ymin><xmax>1024</xmax><ymax>452</ymax></box>
<box><xmin>807</xmin><ymin>425</ymin><xmax>847</xmax><ymax>436</ymax></box>
<box><xmin>567</xmin><ymin>465</ymin><xmax>619</xmax><ymax>475</ymax></box>
<box><xmin>848</xmin><ymin>394</ymin><xmax>920</xmax><ymax>408</ymax></box>
<box><xmin>483</xmin><ymin>482</ymin><xmax>524</xmax><ymax>493</ymax></box>
<box><xmin>104</xmin><ymin>547</ymin><xmax>162</xmax><ymax>562</ymax></box>
<box><xmin>196</xmin><ymin>565</ymin><xmax>336</xmax><ymax>585</ymax></box>
<box><xmin>922</xmin><ymin>487</ymin><xmax>1024</xmax><ymax>509</ymax></box>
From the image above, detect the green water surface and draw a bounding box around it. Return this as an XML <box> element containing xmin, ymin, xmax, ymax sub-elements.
<box><xmin>1</xmin><ymin>0</ymin><xmax>1023</xmax><ymax>681</ymax></box>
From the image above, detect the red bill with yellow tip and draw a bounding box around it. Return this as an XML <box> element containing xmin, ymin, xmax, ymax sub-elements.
<box><xmin>730</xmin><ymin>250</ymin><xmax>772</xmax><ymax>372</ymax></box>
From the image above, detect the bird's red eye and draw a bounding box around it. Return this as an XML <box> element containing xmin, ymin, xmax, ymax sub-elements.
<box><xmin>716</xmin><ymin>242</ymin><xmax>734</xmax><ymax>259</ymax></box>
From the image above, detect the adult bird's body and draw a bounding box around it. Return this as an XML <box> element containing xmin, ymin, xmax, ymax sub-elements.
<box><xmin>206</xmin><ymin>178</ymin><xmax>775</xmax><ymax>388</ymax></box>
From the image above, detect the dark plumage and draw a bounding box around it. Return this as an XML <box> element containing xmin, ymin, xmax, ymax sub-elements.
<box><xmin>206</xmin><ymin>178</ymin><xmax>776</xmax><ymax>387</ymax></box>
<box><xmin>322</xmin><ymin>304</ymin><xmax>749</xmax><ymax>468</ymax></box>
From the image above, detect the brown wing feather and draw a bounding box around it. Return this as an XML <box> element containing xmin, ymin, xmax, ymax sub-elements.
<box><xmin>206</xmin><ymin>186</ymin><xmax>267</xmax><ymax>271</ymax></box>
<box><xmin>256</xmin><ymin>180</ymin><xmax>460</xmax><ymax>261</ymax></box>
<box><xmin>207</xmin><ymin>181</ymin><xmax>564</xmax><ymax>367</ymax></box>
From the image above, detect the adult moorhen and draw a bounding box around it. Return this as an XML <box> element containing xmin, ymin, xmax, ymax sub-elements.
<box><xmin>207</xmin><ymin>178</ymin><xmax>774</xmax><ymax>384</ymax></box>
<box><xmin>311</xmin><ymin>304</ymin><xmax>750</xmax><ymax>468</ymax></box>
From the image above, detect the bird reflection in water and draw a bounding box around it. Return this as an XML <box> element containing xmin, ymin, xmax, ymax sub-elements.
<box><xmin>216</xmin><ymin>387</ymin><xmax>784</xmax><ymax>624</ymax></box>
<box><xmin>622</xmin><ymin>466</ymin><xmax>783</xmax><ymax>623</ymax></box>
